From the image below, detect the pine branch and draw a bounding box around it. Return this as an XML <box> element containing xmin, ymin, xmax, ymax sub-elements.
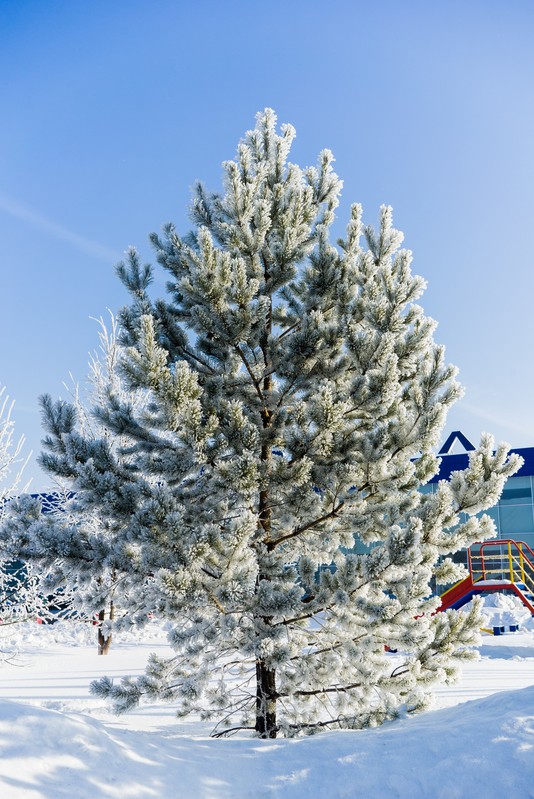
<box><xmin>267</xmin><ymin>501</ymin><xmax>345</xmax><ymax>549</ymax></box>
<box><xmin>234</xmin><ymin>344</ymin><xmax>264</xmax><ymax>403</ymax></box>
<box><xmin>211</xmin><ymin>725</ymin><xmax>256</xmax><ymax>738</ymax></box>
<box><xmin>291</xmin><ymin>682</ymin><xmax>362</xmax><ymax>697</ymax></box>
<box><xmin>182</xmin><ymin>347</ymin><xmax>217</xmax><ymax>375</ymax></box>
<box><xmin>277</xmin><ymin>320</ymin><xmax>300</xmax><ymax>341</ymax></box>
<box><xmin>286</xmin><ymin>716</ymin><xmax>352</xmax><ymax>732</ymax></box>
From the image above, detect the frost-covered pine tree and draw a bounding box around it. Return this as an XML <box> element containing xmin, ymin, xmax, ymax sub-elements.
<box><xmin>0</xmin><ymin>110</ymin><xmax>520</xmax><ymax>736</ymax></box>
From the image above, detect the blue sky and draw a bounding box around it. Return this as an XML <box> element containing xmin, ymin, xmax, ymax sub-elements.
<box><xmin>1</xmin><ymin>0</ymin><xmax>534</xmax><ymax>489</ymax></box>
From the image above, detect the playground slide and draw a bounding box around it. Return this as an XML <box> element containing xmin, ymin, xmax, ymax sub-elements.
<box><xmin>439</xmin><ymin>576</ymin><xmax>534</xmax><ymax>614</ymax></box>
<box><xmin>438</xmin><ymin>575</ymin><xmax>475</xmax><ymax>611</ymax></box>
<box><xmin>439</xmin><ymin>539</ymin><xmax>534</xmax><ymax>615</ymax></box>
<box><xmin>438</xmin><ymin>540</ymin><xmax>534</xmax><ymax>615</ymax></box>
<box><xmin>509</xmin><ymin>582</ymin><xmax>534</xmax><ymax>614</ymax></box>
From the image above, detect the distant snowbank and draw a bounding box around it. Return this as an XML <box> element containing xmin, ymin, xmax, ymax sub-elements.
<box><xmin>0</xmin><ymin>614</ymin><xmax>170</xmax><ymax>653</ymax></box>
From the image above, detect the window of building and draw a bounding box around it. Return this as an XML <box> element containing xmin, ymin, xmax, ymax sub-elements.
<box><xmin>499</xmin><ymin>475</ymin><xmax>532</xmax><ymax>505</ymax></box>
<box><xmin>499</xmin><ymin>504</ymin><xmax>534</xmax><ymax>535</ymax></box>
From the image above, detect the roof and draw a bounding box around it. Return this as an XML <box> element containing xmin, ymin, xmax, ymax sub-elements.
<box><xmin>429</xmin><ymin>431</ymin><xmax>534</xmax><ymax>482</ymax></box>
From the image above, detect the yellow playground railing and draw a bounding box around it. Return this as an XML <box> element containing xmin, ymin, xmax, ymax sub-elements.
<box><xmin>468</xmin><ymin>539</ymin><xmax>534</xmax><ymax>597</ymax></box>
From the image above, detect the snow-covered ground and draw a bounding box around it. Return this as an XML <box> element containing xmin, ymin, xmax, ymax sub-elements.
<box><xmin>0</xmin><ymin>595</ymin><xmax>532</xmax><ymax>799</ymax></box>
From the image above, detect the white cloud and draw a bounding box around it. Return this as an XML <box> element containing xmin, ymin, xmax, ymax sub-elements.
<box><xmin>0</xmin><ymin>191</ymin><xmax>119</xmax><ymax>263</ymax></box>
<box><xmin>457</xmin><ymin>400</ymin><xmax>534</xmax><ymax>444</ymax></box>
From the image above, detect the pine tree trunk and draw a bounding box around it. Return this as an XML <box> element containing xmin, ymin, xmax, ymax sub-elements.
<box><xmin>255</xmin><ymin>658</ymin><xmax>277</xmax><ymax>738</ymax></box>
<box><xmin>255</xmin><ymin>271</ymin><xmax>277</xmax><ymax>737</ymax></box>
<box><xmin>97</xmin><ymin>600</ymin><xmax>114</xmax><ymax>655</ymax></box>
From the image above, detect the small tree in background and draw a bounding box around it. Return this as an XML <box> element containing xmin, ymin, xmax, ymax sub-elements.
<box><xmin>0</xmin><ymin>111</ymin><xmax>520</xmax><ymax>736</ymax></box>
<box><xmin>0</xmin><ymin>386</ymin><xmax>29</xmax><ymax>504</ymax></box>
<box><xmin>1</xmin><ymin>318</ymin><xmax>156</xmax><ymax>652</ymax></box>
<box><xmin>0</xmin><ymin>386</ymin><xmax>41</xmax><ymax>625</ymax></box>
<box><xmin>56</xmin><ymin>315</ymin><xmax>155</xmax><ymax>654</ymax></box>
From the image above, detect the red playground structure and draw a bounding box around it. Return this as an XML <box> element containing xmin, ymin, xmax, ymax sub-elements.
<box><xmin>439</xmin><ymin>539</ymin><xmax>534</xmax><ymax>615</ymax></box>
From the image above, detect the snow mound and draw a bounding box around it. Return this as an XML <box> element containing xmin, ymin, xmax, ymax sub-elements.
<box><xmin>476</xmin><ymin>593</ymin><xmax>534</xmax><ymax>630</ymax></box>
<box><xmin>1</xmin><ymin>686</ymin><xmax>534</xmax><ymax>799</ymax></box>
